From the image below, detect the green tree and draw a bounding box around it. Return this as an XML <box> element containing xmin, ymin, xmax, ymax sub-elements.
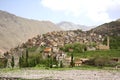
<box><xmin>50</xmin><ymin>57</ymin><xmax>53</xmax><ymax>68</ymax></box>
<box><xmin>11</xmin><ymin>56</ymin><xmax>14</xmax><ymax>68</ymax></box>
<box><xmin>70</xmin><ymin>53</ymin><xmax>74</xmax><ymax>67</ymax></box>
<box><xmin>0</xmin><ymin>58</ymin><xmax>7</xmax><ymax>68</ymax></box>
<box><xmin>28</xmin><ymin>58</ymin><xmax>36</xmax><ymax>67</ymax></box>
<box><xmin>60</xmin><ymin>61</ymin><xmax>63</xmax><ymax>68</ymax></box>
<box><xmin>19</xmin><ymin>57</ymin><xmax>23</xmax><ymax>68</ymax></box>
<box><xmin>60</xmin><ymin>43</ymin><xmax>86</xmax><ymax>53</ymax></box>
<box><xmin>26</xmin><ymin>49</ymin><xmax>29</xmax><ymax>67</ymax></box>
<box><xmin>4</xmin><ymin>58</ymin><xmax>8</xmax><ymax>68</ymax></box>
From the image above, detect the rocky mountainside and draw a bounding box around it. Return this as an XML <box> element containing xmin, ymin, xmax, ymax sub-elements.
<box><xmin>57</xmin><ymin>21</ymin><xmax>91</xmax><ymax>31</ymax></box>
<box><xmin>117</xmin><ymin>19</ymin><xmax>120</xmax><ymax>22</ymax></box>
<box><xmin>0</xmin><ymin>10</ymin><xmax>61</xmax><ymax>54</ymax></box>
<box><xmin>90</xmin><ymin>20</ymin><xmax>120</xmax><ymax>36</ymax></box>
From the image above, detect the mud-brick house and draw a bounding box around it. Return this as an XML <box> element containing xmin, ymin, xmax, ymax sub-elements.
<box><xmin>0</xmin><ymin>57</ymin><xmax>7</xmax><ymax>68</ymax></box>
<box><xmin>43</xmin><ymin>47</ymin><xmax>52</xmax><ymax>58</ymax></box>
<box><xmin>111</xmin><ymin>57</ymin><xmax>120</xmax><ymax>63</ymax></box>
<box><xmin>40</xmin><ymin>42</ymin><xmax>46</xmax><ymax>46</ymax></box>
<box><xmin>96</xmin><ymin>36</ymin><xmax>110</xmax><ymax>50</ymax></box>
<box><xmin>0</xmin><ymin>57</ymin><xmax>6</xmax><ymax>61</ymax></box>
<box><xmin>97</xmin><ymin>44</ymin><xmax>109</xmax><ymax>50</ymax></box>
<box><xmin>0</xmin><ymin>49</ymin><xmax>4</xmax><ymax>58</ymax></box>
<box><xmin>74</xmin><ymin>60</ymin><xmax>82</xmax><ymax>66</ymax></box>
<box><xmin>74</xmin><ymin>58</ymin><xmax>89</xmax><ymax>67</ymax></box>
<box><xmin>52</xmin><ymin>42</ymin><xmax>58</xmax><ymax>47</ymax></box>
<box><xmin>63</xmin><ymin>57</ymin><xmax>72</xmax><ymax>67</ymax></box>
<box><xmin>58</xmin><ymin>42</ymin><xmax>64</xmax><ymax>47</ymax></box>
<box><xmin>52</xmin><ymin>47</ymin><xmax>59</xmax><ymax>53</ymax></box>
<box><xmin>56</xmin><ymin>51</ymin><xmax>66</xmax><ymax>67</ymax></box>
<box><xmin>4</xmin><ymin>52</ymin><xmax>12</xmax><ymax>68</ymax></box>
<box><xmin>13</xmin><ymin>48</ymin><xmax>23</xmax><ymax>67</ymax></box>
<box><xmin>35</xmin><ymin>41</ymin><xmax>41</xmax><ymax>46</ymax></box>
<box><xmin>26</xmin><ymin>39</ymin><xmax>34</xmax><ymax>47</ymax></box>
<box><xmin>80</xmin><ymin>58</ymin><xmax>89</xmax><ymax>63</ymax></box>
<box><xmin>0</xmin><ymin>50</ymin><xmax>6</xmax><ymax>67</ymax></box>
<box><xmin>56</xmin><ymin>51</ymin><xmax>66</xmax><ymax>61</ymax></box>
<box><xmin>86</xmin><ymin>46</ymin><xmax>96</xmax><ymax>51</ymax></box>
<box><xmin>5</xmin><ymin>48</ymin><xmax>24</xmax><ymax>68</ymax></box>
<box><xmin>31</xmin><ymin>38</ymin><xmax>37</xmax><ymax>46</ymax></box>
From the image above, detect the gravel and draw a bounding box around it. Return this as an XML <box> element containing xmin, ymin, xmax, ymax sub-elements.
<box><xmin>0</xmin><ymin>69</ymin><xmax>120</xmax><ymax>80</ymax></box>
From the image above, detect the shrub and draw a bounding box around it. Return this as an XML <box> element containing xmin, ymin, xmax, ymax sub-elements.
<box><xmin>36</xmin><ymin>64</ymin><xmax>45</xmax><ymax>67</ymax></box>
<box><xmin>60</xmin><ymin>43</ymin><xmax>86</xmax><ymax>53</ymax></box>
<box><xmin>87</xmin><ymin>55</ymin><xmax>117</xmax><ymax>67</ymax></box>
<box><xmin>0</xmin><ymin>58</ymin><xmax>7</xmax><ymax>68</ymax></box>
<box><xmin>94</xmin><ymin>56</ymin><xmax>109</xmax><ymax>67</ymax></box>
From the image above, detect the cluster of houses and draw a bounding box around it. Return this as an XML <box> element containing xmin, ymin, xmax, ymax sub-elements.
<box><xmin>24</xmin><ymin>30</ymin><xmax>105</xmax><ymax>49</ymax></box>
<box><xmin>1</xmin><ymin>30</ymin><xmax>112</xmax><ymax>68</ymax></box>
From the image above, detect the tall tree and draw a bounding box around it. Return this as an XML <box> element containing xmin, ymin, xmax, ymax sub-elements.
<box><xmin>19</xmin><ymin>57</ymin><xmax>22</xmax><ymax>68</ymax></box>
<box><xmin>70</xmin><ymin>53</ymin><xmax>74</xmax><ymax>67</ymax></box>
<box><xmin>26</xmin><ymin>49</ymin><xmax>29</xmax><ymax>67</ymax></box>
<box><xmin>11</xmin><ymin>56</ymin><xmax>14</xmax><ymax>68</ymax></box>
<box><xmin>60</xmin><ymin>61</ymin><xmax>63</xmax><ymax>68</ymax></box>
<box><xmin>49</xmin><ymin>57</ymin><xmax>53</xmax><ymax>68</ymax></box>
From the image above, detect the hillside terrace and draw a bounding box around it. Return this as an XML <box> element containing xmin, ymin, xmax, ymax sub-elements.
<box><xmin>3</xmin><ymin>30</ymin><xmax>107</xmax><ymax>67</ymax></box>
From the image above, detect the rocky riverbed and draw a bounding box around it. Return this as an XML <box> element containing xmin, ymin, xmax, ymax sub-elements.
<box><xmin>0</xmin><ymin>69</ymin><xmax>120</xmax><ymax>80</ymax></box>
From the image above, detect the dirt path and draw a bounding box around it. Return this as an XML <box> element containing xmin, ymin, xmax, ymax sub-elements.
<box><xmin>0</xmin><ymin>69</ymin><xmax>120</xmax><ymax>80</ymax></box>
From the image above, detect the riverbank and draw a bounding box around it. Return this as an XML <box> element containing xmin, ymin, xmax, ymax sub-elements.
<box><xmin>0</xmin><ymin>68</ymin><xmax>120</xmax><ymax>80</ymax></box>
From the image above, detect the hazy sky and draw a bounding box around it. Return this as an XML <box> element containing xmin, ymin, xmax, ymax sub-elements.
<box><xmin>0</xmin><ymin>0</ymin><xmax>120</xmax><ymax>26</ymax></box>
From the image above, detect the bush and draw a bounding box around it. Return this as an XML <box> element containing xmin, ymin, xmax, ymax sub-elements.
<box><xmin>28</xmin><ymin>58</ymin><xmax>36</xmax><ymax>67</ymax></box>
<box><xmin>36</xmin><ymin>64</ymin><xmax>45</xmax><ymax>67</ymax></box>
<box><xmin>0</xmin><ymin>58</ymin><xmax>7</xmax><ymax>68</ymax></box>
<box><xmin>87</xmin><ymin>55</ymin><xmax>117</xmax><ymax>67</ymax></box>
<box><xmin>93</xmin><ymin>56</ymin><xmax>109</xmax><ymax>67</ymax></box>
<box><xmin>60</xmin><ymin>43</ymin><xmax>86</xmax><ymax>53</ymax></box>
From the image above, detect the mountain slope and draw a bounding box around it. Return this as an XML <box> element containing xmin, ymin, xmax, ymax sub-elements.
<box><xmin>0</xmin><ymin>10</ymin><xmax>61</xmax><ymax>53</ymax></box>
<box><xmin>90</xmin><ymin>20</ymin><xmax>120</xmax><ymax>36</ymax></box>
<box><xmin>57</xmin><ymin>21</ymin><xmax>91</xmax><ymax>31</ymax></box>
<box><xmin>117</xmin><ymin>19</ymin><xmax>120</xmax><ymax>22</ymax></box>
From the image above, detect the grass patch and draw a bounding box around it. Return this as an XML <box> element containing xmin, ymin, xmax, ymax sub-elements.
<box><xmin>32</xmin><ymin>65</ymin><xmax>117</xmax><ymax>71</ymax></box>
<box><xmin>70</xmin><ymin>49</ymin><xmax>120</xmax><ymax>58</ymax></box>
<box><xmin>0</xmin><ymin>68</ymin><xmax>20</xmax><ymax>72</ymax></box>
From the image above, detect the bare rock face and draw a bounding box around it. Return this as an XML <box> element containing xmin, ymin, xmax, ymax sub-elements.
<box><xmin>0</xmin><ymin>10</ymin><xmax>61</xmax><ymax>53</ymax></box>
